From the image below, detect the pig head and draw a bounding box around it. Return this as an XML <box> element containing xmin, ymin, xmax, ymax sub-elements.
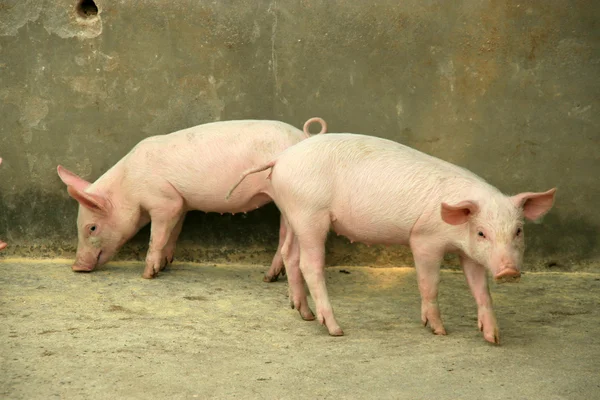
<box><xmin>441</xmin><ymin>188</ymin><xmax>556</xmax><ymax>283</ymax></box>
<box><xmin>57</xmin><ymin>166</ymin><xmax>143</xmax><ymax>271</ymax></box>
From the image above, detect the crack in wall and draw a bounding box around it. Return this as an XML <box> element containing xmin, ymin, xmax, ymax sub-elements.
<box><xmin>267</xmin><ymin>0</ymin><xmax>279</xmax><ymax>101</ymax></box>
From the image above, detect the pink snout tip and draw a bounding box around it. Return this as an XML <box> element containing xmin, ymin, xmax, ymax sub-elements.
<box><xmin>72</xmin><ymin>264</ymin><xmax>95</xmax><ymax>272</ymax></box>
<box><xmin>494</xmin><ymin>267</ymin><xmax>521</xmax><ymax>283</ymax></box>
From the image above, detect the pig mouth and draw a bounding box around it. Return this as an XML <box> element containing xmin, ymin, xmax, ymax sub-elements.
<box><xmin>493</xmin><ymin>267</ymin><xmax>521</xmax><ymax>283</ymax></box>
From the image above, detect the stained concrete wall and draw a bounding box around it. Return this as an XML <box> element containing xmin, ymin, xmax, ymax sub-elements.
<box><xmin>0</xmin><ymin>0</ymin><xmax>598</xmax><ymax>271</ymax></box>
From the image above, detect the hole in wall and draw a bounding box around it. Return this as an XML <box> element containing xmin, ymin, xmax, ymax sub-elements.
<box><xmin>76</xmin><ymin>0</ymin><xmax>98</xmax><ymax>19</ymax></box>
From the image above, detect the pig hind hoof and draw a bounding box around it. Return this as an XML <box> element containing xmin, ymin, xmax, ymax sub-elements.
<box><xmin>263</xmin><ymin>274</ymin><xmax>279</xmax><ymax>283</ymax></box>
<box><xmin>300</xmin><ymin>309</ymin><xmax>315</xmax><ymax>321</ymax></box>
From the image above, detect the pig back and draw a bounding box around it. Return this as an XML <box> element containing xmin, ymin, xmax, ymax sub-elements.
<box><xmin>126</xmin><ymin>120</ymin><xmax>306</xmax><ymax>213</ymax></box>
<box><xmin>270</xmin><ymin>133</ymin><xmax>467</xmax><ymax>245</ymax></box>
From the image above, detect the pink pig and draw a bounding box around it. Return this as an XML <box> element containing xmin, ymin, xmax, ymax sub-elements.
<box><xmin>0</xmin><ymin>158</ymin><xmax>6</xmax><ymax>251</ymax></box>
<box><xmin>227</xmin><ymin>133</ymin><xmax>556</xmax><ymax>344</ymax></box>
<box><xmin>57</xmin><ymin>118</ymin><xmax>326</xmax><ymax>279</ymax></box>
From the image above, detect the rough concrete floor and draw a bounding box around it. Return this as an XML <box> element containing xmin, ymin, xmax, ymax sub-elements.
<box><xmin>1</xmin><ymin>259</ymin><xmax>599</xmax><ymax>400</ymax></box>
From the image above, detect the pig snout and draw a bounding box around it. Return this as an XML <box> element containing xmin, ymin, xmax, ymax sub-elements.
<box><xmin>493</xmin><ymin>265</ymin><xmax>521</xmax><ymax>283</ymax></box>
<box><xmin>71</xmin><ymin>250</ymin><xmax>103</xmax><ymax>272</ymax></box>
<box><xmin>72</xmin><ymin>263</ymin><xmax>94</xmax><ymax>272</ymax></box>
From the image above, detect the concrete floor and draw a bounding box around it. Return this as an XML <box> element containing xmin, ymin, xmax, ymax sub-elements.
<box><xmin>0</xmin><ymin>259</ymin><xmax>598</xmax><ymax>400</ymax></box>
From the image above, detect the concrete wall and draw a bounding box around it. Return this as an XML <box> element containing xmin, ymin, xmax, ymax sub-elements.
<box><xmin>0</xmin><ymin>0</ymin><xmax>598</xmax><ymax>271</ymax></box>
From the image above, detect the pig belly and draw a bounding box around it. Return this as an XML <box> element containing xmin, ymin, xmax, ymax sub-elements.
<box><xmin>330</xmin><ymin>215</ymin><xmax>411</xmax><ymax>246</ymax></box>
<box><xmin>182</xmin><ymin>173</ymin><xmax>273</xmax><ymax>214</ymax></box>
<box><xmin>190</xmin><ymin>192</ymin><xmax>272</xmax><ymax>214</ymax></box>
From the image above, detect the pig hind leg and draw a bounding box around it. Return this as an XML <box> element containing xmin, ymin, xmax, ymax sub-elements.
<box><xmin>410</xmin><ymin>239</ymin><xmax>447</xmax><ymax>335</ymax></box>
<box><xmin>461</xmin><ymin>256</ymin><xmax>499</xmax><ymax>344</ymax></box>
<box><xmin>163</xmin><ymin>212</ymin><xmax>186</xmax><ymax>267</ymax></box>
<box><xmin>281</xmin><ymin>223</ymin><xmax>315</xmax><ymax>321</ymax></box>
<box><xmin>263</xmin><ymin>214</ymin><xmax>287</xmax><ymax>282</ymax></box>
<box><xmin>143</xmin><ymin>198</ymin><xmax>185</xmax><ymax>279</ymax></box>
<box><xmin>293</xmin><ymin>213</ymin><xmax>343</xmax><ymax>336</ymax></box>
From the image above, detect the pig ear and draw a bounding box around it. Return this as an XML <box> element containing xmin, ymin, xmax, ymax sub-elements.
<box><xmin>66</xmin><ymin>186</ymin><xmax>110</xmax><ymax>215</ymax></box>
<box><xmin>441</xmin><ymin>200</ymin><xmax>479</xmax><ymax>225</ymax></box>
<box><xmin>57</xmin><ymin>165</ymin><xmax>91</xmax><ymax>193</ymax></box>
<box><xmin>511</xmin><ymin>188</ymin><xmax>557</xmax><ymax>221</ymax></box>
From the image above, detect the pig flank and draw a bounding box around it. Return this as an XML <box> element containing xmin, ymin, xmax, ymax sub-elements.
<box><xmin>226</xmin><ymin>133</ymin><xmax>556</xmax><ymax>344</ymax></box>
<box><xmin>58</xmin><ymin>118</ymin><xmax>326</xmax><ymax>278</ymax></box>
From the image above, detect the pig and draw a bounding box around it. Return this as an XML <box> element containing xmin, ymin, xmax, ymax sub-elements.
<box><xmin>0</xmin><ymin>157</ymin><xmax>6</xmax><ymax>251</ymax></box>
<box><xmin>57</xmin><ymin>117</ymin><xmax>327</xmax><ymax>279</ymax></box>
<box><xmin>226</xmin><ymin>133</ymin><xmax>556</xmax><ymax>344</ymax></box>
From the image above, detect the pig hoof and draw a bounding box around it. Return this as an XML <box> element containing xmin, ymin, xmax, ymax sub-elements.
<box><xmin>300</xmin><ymin>309</ymin><xmax>315</xmax><ymax>321</ymax></box>
<box><xmin>433</xmin><ymin>327</ymin><xmax>447</xmax><ymax>335</ymax></box>
<box><xmin>423</xmin><ymin>317</ymin><xmax>447</xmax><ymax>335</ymax></box>
<box><xmin>263</xmin><ymin>274</ymin><xmax>279</xmax><ymax>283</ymax></box>
<box><xmin>482</xmin><ymin>328</ymin><xmax>500</xmax><ymax>344</ymax></box>
<box><xmin>142</xmin><ymin>266</ymin><xmax>158</xmax><ymax>279</ymax></box>
<box><xmin>292</xmin><ymin>299</ymin><xmax>315</xmax><ymax>320</ymax></box>
<box><xmin>484</xmin><ymin>333</ymin><xmax>500</xmax><ymax>345</ymax></box>
<box><xmin>327</xmin><ymin>326</ymin><xmax>344</xmax><ymax>336</ymax></box>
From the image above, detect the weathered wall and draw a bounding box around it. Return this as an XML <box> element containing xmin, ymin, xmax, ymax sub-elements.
<box><xmin>0</xmin><ymin>0</ymin><xmax>598</xmax><ymax>271</ymax></box>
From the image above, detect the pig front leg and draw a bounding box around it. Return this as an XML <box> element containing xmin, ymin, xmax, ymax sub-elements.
<box><xmin>143</xmin><ymin>201</ymin><xmax>184</xmax><ymax>279</ymax></box>
<box><xmin>263</xmin><ymin>214</ymin><xmax>287</xmax><ymax>282</ymax></box>
<box><xmin>461</xmin><ymin>256</ymin><xmax>499</xmax><ymax>344</ymax></box>
<box><xmin>410</xmin><ymin>242</ymin><xmax>447</xmax><ymax>335</ymax></box>
<box><xmin>280</xmin><ymin>228</ymin><xmax>314</xmax><ymax>321</ymax></box>
<box><xmin>0</xmin><ymin>240</ymin><xmax>6</xmax><ymax>251</ymax></box>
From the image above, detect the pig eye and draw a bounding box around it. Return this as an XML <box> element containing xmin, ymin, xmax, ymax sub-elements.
<box><xmin>477</xmin><ymin>231</ymin><xmax>486</xmax><ymax>238</ymax></box>
<box><xmin>516</xmin><ymin>228</ymin><xmax>522</xmax><ymax>236</ymax></box>
<box><xmin>89</xmin><ymin>225</ymin><xmax>97</xmax><ymax>233</ymax></box>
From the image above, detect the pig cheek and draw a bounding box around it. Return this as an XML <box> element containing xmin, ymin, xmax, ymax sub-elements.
<box><xmin>471</xmin><ymin>237</ymin><xmax>493</xmax><ymax>267</ymax></box>
<box><xmin>512</xmin><ymin>237</ymin><xmax>526</xmax><ymax>266</ymax></box>
<box><xmin>89</xmin><ymin>236</ymin><xmax>102</xmax><ymax>249</ymax></box>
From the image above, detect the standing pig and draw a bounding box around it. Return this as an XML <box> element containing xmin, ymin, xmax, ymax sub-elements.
<box><xmin>226</xmin><ymin>133</ymin><xmax>556</xmax><ymax>344</ymax></box>
<box><xmin>0</xmin><ymin>158</ymin><xmax>6</xmax><ymax>251</ymax></box>
<box><xmin>57</xmin><ymin>118</ymin><xmax>326</xmax><ymax>279</ymax></box>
